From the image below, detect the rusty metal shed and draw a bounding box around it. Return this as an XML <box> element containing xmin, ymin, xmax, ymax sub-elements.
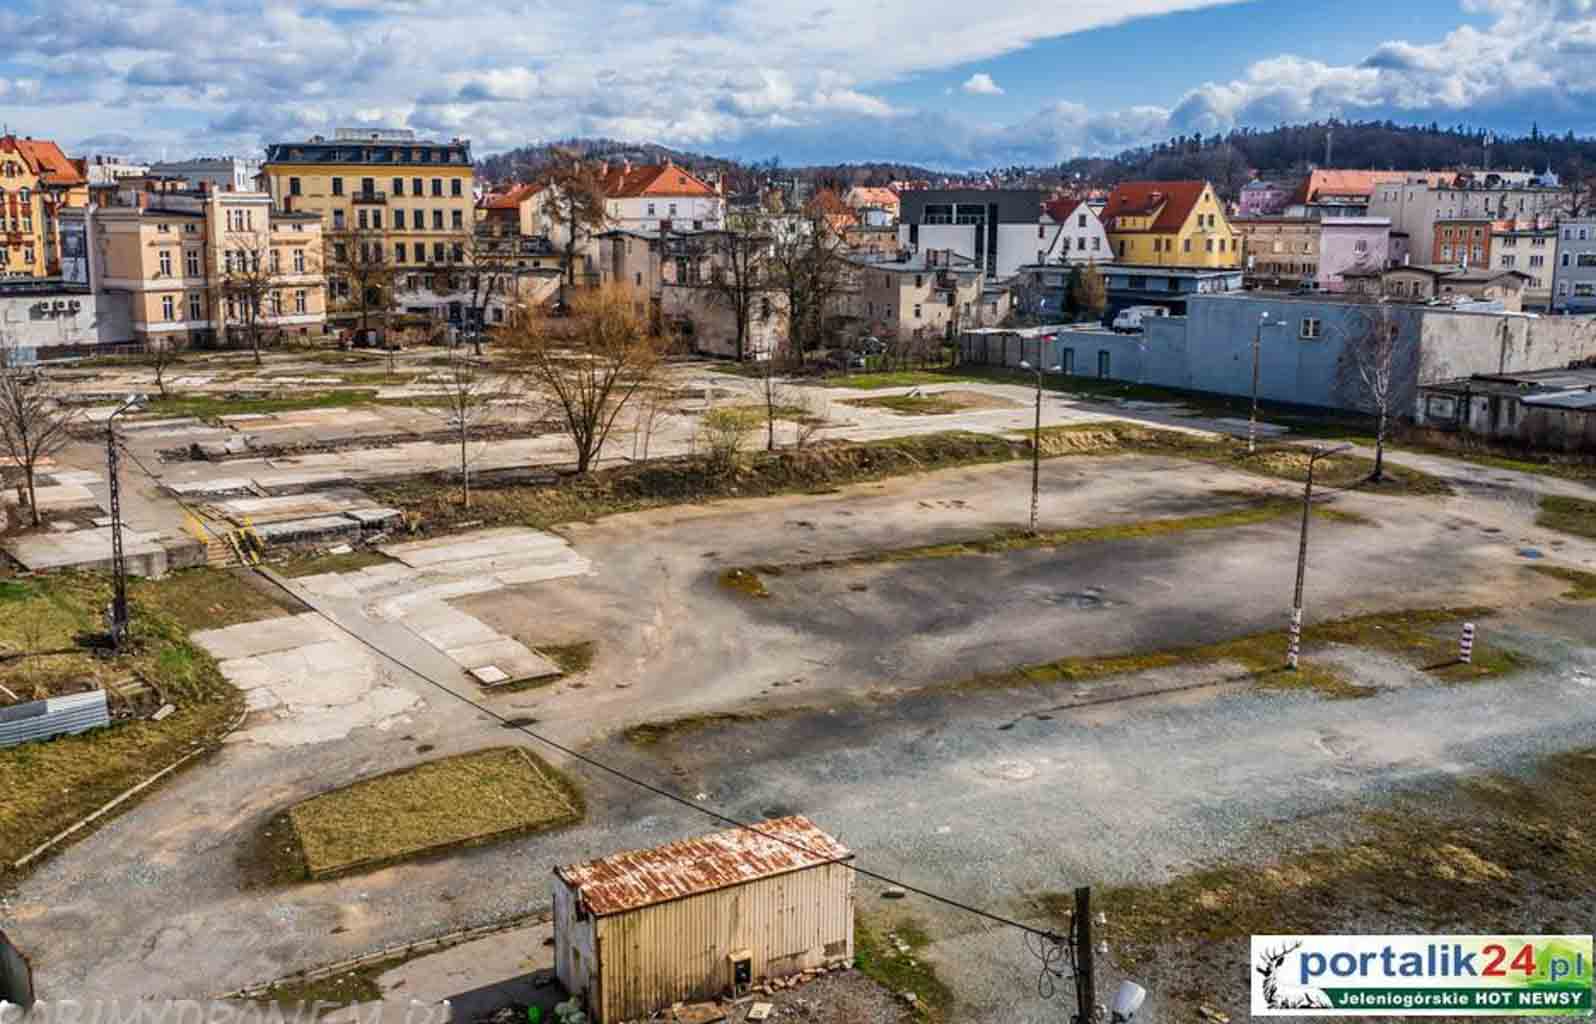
<box><xmin>553</xmin><ymin>816</ymin><xmax>855</xmax><ymax>1023</ymax></box>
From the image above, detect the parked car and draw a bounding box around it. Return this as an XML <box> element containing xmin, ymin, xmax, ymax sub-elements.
<box><xmin>1111</xmin><ymin>306</ymin><xmax>1169</xmax><ymax>333</ymax></box>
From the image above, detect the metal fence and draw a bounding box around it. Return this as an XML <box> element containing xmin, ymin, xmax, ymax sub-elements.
<box><xmin>0</xmin><ymin>690</ymin><xmax>110</xmax><ymax>749</ymax></box>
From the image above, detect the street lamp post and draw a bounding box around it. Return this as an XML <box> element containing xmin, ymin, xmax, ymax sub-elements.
<box><xmin>1019</xmin><ymin>348</ymin><xmax>1062</xmax><ymax>536</ymax></box>
<box><xmin>1250</xmin><ymin>312</ymin><xmax>1285</xmax><ymax>453</ymax></box>
<box><xmin>1287</xmin><ymin>442</ymin><xmax>1354</xmax><ymax>669</ymax></box>
<box><xmin>105</xmin><ymin>394</ymin><xmax>144</xmax><ymax>649</ymax></box>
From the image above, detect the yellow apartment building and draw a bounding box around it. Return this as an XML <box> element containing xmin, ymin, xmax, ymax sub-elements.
<box><xmin>94</xmin><ymin>188</ymin><xmax>327</xmax><ymax>348</ymax></box>
<box><xmin>1101</xmin><ymin>180</ymin><xmax>1241</xmax><ymax>269</ymax></box>
<box><xmin>1</xmin><ymin>134</ymin><xmax>89</xmax><ymax>277</ymax></box>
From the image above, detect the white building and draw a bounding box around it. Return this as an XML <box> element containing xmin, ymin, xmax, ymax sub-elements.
<box><xmin>896</xmin><ymin>189</ymin><xmax>1057</xmax><ymax>279</ymax></box>
<box><xmin>599</xmin><ymin>160</ymin><xmax>725</xmax><ymax>234</ymax></box>
<box><xmin>1368</xmin><ymin>174</ymin><xmax>1567</xmax><ymax>251</ymax></box>
<box><xmin>148</xmin><ymin>156</ymin><xmax>262</xmax><ymax>193</ymax></box>
<box><xmin>1039</xmin><ymin>198</ymin><xmax>1112</xmax><ymax>265</ymax></box>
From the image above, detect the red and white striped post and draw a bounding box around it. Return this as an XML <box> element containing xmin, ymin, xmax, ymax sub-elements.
<box><xmin>1460</xmin><ymin>622</ymin><xmax>1475</xmax><ymax>664</ymax></box>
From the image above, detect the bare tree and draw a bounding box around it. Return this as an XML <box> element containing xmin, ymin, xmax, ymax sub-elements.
<box><xmin>217</xmin><ymin>232</ymin><xmax>315</xmax><ymax>365</ymax></box>
<box><xmin>767</xmin><ymin>201</ymin><xmax>850</xmax><ymax>363</ymax></box>
<box><xmin>702</xmin><ymin>214</ymin><xmax>771</xmax><ymax>362</ymax></box>
<box><xmin>536</xmin><ymin>152</ymin><xmax>610</xmax><ymax>305</ymax></box>
<box><xmin>145</xmin><ymin>334</ymin><xmax>186</xmax><ymax>398</ymax></box>
<box><xmin>429</xmin><ymin>348</ymin><xmax>519</xmax><ymax>507</ymax></box>
<box><xmin>1336</xmin><ymin>300</ymin><xmax>1418</xmax><ymax>482</ymax></box>
<box><xmin>324</xmin><ymin>227</ymin><xmax>398</xmax><ymax>347</ymax></box>
<box><xmin>0</xmin><ymin>347</ymin><xmax>82</xmax><ymax>528</ymax></box>
<box><xmin>630</xmin><ymin>384</ymin><xmax>668</xmax><ymax>461</ymax></box>
<box><xmin>458</xmin><ymin>225</ymin><xmax>524</xmax><ymax>355</ymax></box>
<box><xmin>1559</xmin><ymin>157</ymin><xmax>1596</xmax><ymax>219</ymax></box>
<box><xmin>1069</xmin><ymin>264</ymin><xmax>1108</xmax><ymax>321</ymax></box>
<box><xmin>505</xmin><ymin>284</ymin><xmax>663</xmax><ymax>474</ymax></box>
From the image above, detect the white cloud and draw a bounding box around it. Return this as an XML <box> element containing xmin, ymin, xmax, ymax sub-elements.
<box><xmin>962</xmin><ymin>72</ymin><xmax>1004</xmax><ymax>96</ymax></box>
<box><xmin>0</xmin><ymin>0</ymin><xmax>1592</xmax><ymax>169</ymax></box>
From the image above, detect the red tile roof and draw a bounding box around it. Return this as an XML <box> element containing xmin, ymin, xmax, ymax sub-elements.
<box><xmin>1</xmin><ymin>135</ymin><xmax>86</xmax><ymax>188</ymax></box>
<box><xmin>1295</xmin><ymin>169</ymin><xmax>1453</xmax><ymax>204</ymax></box>
<box><xmin>844</xmin><ymin>186</ymin><xmax>899</xmax><ymax>209</ymax></box>
<box><xmin>600</xmin><ymin>160</ymin><xmax>717</xmax><ymax>199</ymax></box>
<box><xmin>1101</xmin><ymin>181</ymin><xmax>1210</xmax><ymax>234</ymax></box>
<box><xmin>1043</xmin><ymin>197</ymin><xmax>1084</xmax><ymax>223</ymax></box>
<box><xmin>481</xmin><ymin>182</ymin><xmax>543</xmax><ymax>209</ymax></box>
<box><xmin>555</xmin><ymin>816</ymin><xmax>853</xmax><ymax>916</ymax></box>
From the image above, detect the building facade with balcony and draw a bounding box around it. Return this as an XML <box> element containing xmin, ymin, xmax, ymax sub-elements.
<box><xmin>1553</xmin><ymin>219</ymin><xmax>1596</xmax><ymax>314</ymax></box>
<box><xmin>1</xmin><ymin>134</ymin><xmax>89</xmax><ymax>278</ymax></box>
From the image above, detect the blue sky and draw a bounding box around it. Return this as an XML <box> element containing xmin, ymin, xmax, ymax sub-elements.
<box><xmin>0</xmin><ymin>0</ymin><xmax>1591</xmax><ymax>169</ymax></box>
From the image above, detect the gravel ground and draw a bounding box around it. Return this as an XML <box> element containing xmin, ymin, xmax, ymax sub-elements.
<box><xmin>725</xmin><ymin>970</ymin><xmax>911</xmax><ymax>1024</ymax></box>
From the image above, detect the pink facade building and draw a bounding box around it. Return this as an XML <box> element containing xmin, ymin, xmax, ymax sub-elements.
<box><xmin>1238</xmin><ymin>179</ymin><xmax>1293</xmax><ymax>218</ymax></box>
<box><xmin>1317</xmin><ymin>217</ymin><xmax>1391</xmax><ymax>292</ymax></box>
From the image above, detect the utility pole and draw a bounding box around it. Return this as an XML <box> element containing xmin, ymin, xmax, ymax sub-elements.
<box><xmin>1288</xmin><ymin>443</ymin><xmax>1353</xmax><ymax>669</ymax></box>
<box><xmin>1019</xmin><ymin>345</ymin><xmax>1060</xmax><ymax>536</ymax></box>
<box><xmin>1250</xmin><ymin>312</ymin><xmax>1283</xmax><ymax>454</ymax></box>
<box><xmin>104</xmin><ymin>395</ymin><xmax>143</xmax><ymax>648</ymax></box>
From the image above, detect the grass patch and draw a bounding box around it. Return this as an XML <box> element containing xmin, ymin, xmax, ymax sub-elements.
<box><xmin>274</xmin><ymin>549</ymin><xmax>396</xmax><ymax>579</ymax></box>
<box><xmin>141</xmin><ymin>389</ymin><xmax>378</xmax><ymax>419</ymax></box>
<box><xmin>1529</xmin><ymin>564</ymin><xmax>1596</xmax><ymax>600</ymax></box>
<box><xmin>1538</xmin><ymin>495</ymin><xmax>1596</xmax><ymax>539</ymax></box>
<box><xmin>819</xmin><ymin>369</ymin><xmax>987</xmax><ymax>391</ymax></box>
<box><xmin>129</xmin><ymin>567</ymin><xmax>298</xmax><ymax>631</ymax></box>
<box><xmin>371</xmin><ymin>431</ymin><xmax>1019</xmax><ymax>538</ymax></box>
<box><xmin>540</xmin><ymin>640</ymin><xmax>595</xmax><ymax>676</ymax></box>
<box><xmin>1070</xmin><ymin>748</ymin><xmax>1596</xmax><ymax>990</ymax></box>
<box><xmin>1027</xmin><ymin>422</ymin><xmax>1450</xmax><ymax>496</ymax></box>
<box><xmin>719</xmin><ymin>567</ymin><xmax>771</xmax><ymax>598</ymax></box>
<box><xmin>285</xmin><ymin>747</ymin><xmax>582</xmax><ymax>879</ymax></box>
<box><xmin>623</xmin><ymin>710</ymin><xmax>789</xmax><ymax>747</ymax></box>
<box><xmin>854</xmin><ymin>916</ymin><xmax>953</xmax><ymax>1021</ymax></box>
<box><xmin>0</xmin><ymin>572</ymin><xmax>256</xmax><ymax>874</ymax></box>
<box><xmin>961</xmin><ymin>606</ymin><xmax>1518</xmax><ymax>700</ymax></box>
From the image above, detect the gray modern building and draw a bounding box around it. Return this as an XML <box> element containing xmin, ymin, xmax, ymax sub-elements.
<box><xmin>896</xmin><ymin>189</ymin><xmax>1046</xmax><ymax>279</ymax></box>
<box><xmin>1553</xmin><ymin>219</ymin><xmax>1596</xmax><ymax>313</ymax></box>
<box><xmin>960</xmin><ymin>292</ymin><xmax>1596</xmax><ymax>412</ymax></box>
<box><xmin>148</xmin><ymin>156</ymin><xmax>262</xmax><ymax>193</ymax></box>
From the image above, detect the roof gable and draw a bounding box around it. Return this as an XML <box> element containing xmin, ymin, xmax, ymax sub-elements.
<box><xmin>556</xmin><ymin>816</ymin><xmax>852</xmax><ymax>916</ymax></box>
<box><xmin>1043</xmin><ymin>197</ymin><xmax>1087</xmax><ymax>223</ymax></box>
<box><xmin>603</xmin><ymin>162</ymin><xmax>717</xmax><ymax>199</ymax></box>
<box><xmin>1102</xmin><ymin>181</ymin><xmax>1209</xmax><ymax>234</ymax></box>
<box><xmin>4</xmin><ymin>136</ymin><xmax>86</xmax><ymax>188</ymax></box>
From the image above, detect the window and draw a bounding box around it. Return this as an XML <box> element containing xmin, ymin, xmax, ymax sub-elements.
<box><xmin>333</xmin><ymin>209</ymin><xmax>346</xmax><ymax>229</ymax></box>
<box><xmin>393</xmin><ymin>177</ymin><xmax>404</xmax><ymax>196</ymax></box>
<box><xmin>1354</xmin><ymin>240</ymin><xmax>1368</xmax><ymax>254</ymax></box>
<box><xmin>1078</xmin><ymin>213</ymin><xmax>1087</xmax><ymax>228</ymax></box>
<box><xmin>431</xmin><ymin>178</ymin><xmax>443</xmax><ymax>197</ymax></box>
<box><xmin>433</xmin><ymin>242</ymin><xmax>445</xmax><ymax>263</ymax></box>
<box><xmin>361</xmin><ymin>177</ymin><xmax>375</xmax><ymax>196</ymax></box>
<box><xmin>451</xmin><ymin>178</ymin><xmax>462</xmax><ymax>197</ymax></box>
<box><xmin>185</xmin><ymin>250</ymin><xmax>200</xmax><ymax>277</ymax></box>
<box><xmin>357</xmin><ymin>209</ymin><xmax>369</xmax><ymax>229</ymax></box>
<box><xmin>451</xmin><ymin>210</ymin><xmax>464</xmax><ymax>229</ymax></box>
<box><xmin>1091</xmin><ymin>237</ymin><xmax>1100</xmax><ymax>251</ymax></box>
<box><xmin>1559</xmin><ymin>281</ymin><xmax>1569</xmax><ymax>296</ymax></box>
<box><xmin>161</xmin><ymin>295</ymin><xmax>175</xmax><ymax>320</ymax></box>
<box><xmin>647</xmin><ymin>202</ymin><xmax>656</xmax><ymax>217</ymax></box>
<box><xmin>1205</xmin><ymin>238</ymin><xmax>1214</xmax><ymax>253</ymax></box>
<box><xmin>388</xmin><ymin>209</ymin><xmax>401</xmax><ymax>229</ymax></box>
<box><xmin>1577</xmin><ymin>283</ymin><xmax>1596</xmax><ymax>298</ymax></box>
<box><xmin>295</xmin><ymin>290</ymin><xmax>307</xmax><ymax>314</ymax></box>
<box><xmin>334</xmin><ymin>242</ymin><xmax>348</xmax><ymax>263</ymax></box>
<box><xmin>289</xmin><ymin>177</ymin><xmax>301</xmax><ymax>196</ymax></box>
<box><xmin>1578</xmin><ymin>254</ymin><xmax>1596</xmax><ymax>268</ymax></box>
<box><xmin>395</xmin><ymin>243</ymin><xmax>405</xmax><ymax>263</ymax></box>
<box><xmin>270</xmin><ymin>249</ymin><xmax>281</xmax><ymax>273</ymax></box>
<box><xmin>452</xmin><ymin>242</ymin><xmax>464</xmax><ymax>263</ymax></box>
<box><xmin>1502</xmin><ymin>254</ymin><xmax>1516</xmax><ymax>267</ymax></box>
<box><xmin>433</xmin><ymin>210</ymin><xmax>444</xmax><ymax>230</ymax></box>
<box><xmin>1182</xmin><ymin>238</ymin><xmax>1191</xmax><ymax>253</ymax></box>
<box><xmin>158</xmin><ymin>250</ymin><xmax>173</xmax><ymax>276</ymax></box>
<box><xmin>157</xmin><ymin>222</ymin><xmax>170</xmax><ymax>234</ymax></box>
<box><xmin>1442</xmin><ymin>245</ymin><xmax>1453</xmax><ymax>261</ymax></box>
<box><xmin>188</xmin><ymin>293</ymin><xmax>202</xmax><ymax>321</ymax></box>
<box><xmin>269</xmin><ymin>291</ymin><xmax>282</xmax><ymax>316</ymax></box>
<box><xmin>331</xmin><ymin>177</ymin><xmax>343</xmax><ymax>196</ymax></box>
<box><xmin>913</xmin><ymin>304</ymin><xmax>922</xmax><ymax>319</ymax></box>
<box><xmin>1097</xmin><ymin>350</ymin><xmax>1110</xmax><ymax>379</ymax></box>
<box><xmin>1530</xmin><ymin>254</ymin><xmax>1545</xmax><ymax>268</ymax></box>
<box><xmin>293</xmin><ymin>248</ymin><xmax>305</xmax><ymax>272</ymax></box>
<box><xmin>413</xmin><ymin>209</ymin><xmax>424</xmax><ymax>230</ymax></box>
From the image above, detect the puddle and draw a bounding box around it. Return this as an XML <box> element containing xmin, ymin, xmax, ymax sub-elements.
<box><xmin>1048</xmin><ymin>587</ymin><xmax>1111</xmax><ymax>610</ymax></box>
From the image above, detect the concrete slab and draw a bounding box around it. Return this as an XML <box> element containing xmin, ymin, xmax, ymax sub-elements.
<box><xmin>4</xmin><ymin>482</ymin><xmax>99</xmax><ymax>513</ymax></box>
<box><xmin>210</xmin><ymin>488</ymin><xmax>380</xmax><ymax>524</ymax></box>
<box><xmin>253</xmin><ymin>470</ymin><xmax>356</xmax><ymax>493</ymax></box>
<box><xmin>253</xmin><ymin>515</ymin><xmax>362</xmax><ymax>545</ymax></box>
<box><xmin>47</xmin><ymin>469</ymin><xmax>103</xmax><ymax>486</ymax></box>
<box><xmin>3</xmin><ymin>526</ymin><xmax>169</xmax><ymax>576</ymax></box>
<box><xmin>193</xmin><ymin>613</ymin><xmax>346</xmax><ymax>660</ymax></box>
<box><xmin>165</xmin><ymin>477</ymin><xmax>258</xmax><ymax>498</ymax></box>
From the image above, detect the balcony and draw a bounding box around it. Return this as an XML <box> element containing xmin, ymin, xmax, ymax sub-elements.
<box><xmin>351</xmin><ymin>190</ymin><xmax>388</xmax><ymax>204</ymax></box>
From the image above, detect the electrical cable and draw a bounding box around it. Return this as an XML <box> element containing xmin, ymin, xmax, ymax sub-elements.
<box><xmin>236</xmin><ymin>559</ymin><xmax>1068</xmax><ymax>946</ymax></box>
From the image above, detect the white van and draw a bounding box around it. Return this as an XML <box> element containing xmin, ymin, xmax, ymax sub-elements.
<box><xmin>1111</xmin><ymin>305</ymin><xmax>1169</xmax><ymax>333</ymax></box>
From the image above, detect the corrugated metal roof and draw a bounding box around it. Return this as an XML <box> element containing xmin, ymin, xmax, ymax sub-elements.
<box><xmin>556</xmin><ymin>816</ymin><xmax>852</xmax><ymax>916</ymax></box>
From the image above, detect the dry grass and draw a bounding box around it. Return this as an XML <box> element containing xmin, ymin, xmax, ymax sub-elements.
<box><xmin>1529</xmin><ymin>564</ymin><xmax>1596</xmax><ymax>600</ymax></box>
<box><xmin>854</xmin><ymin>916</ymin><xmax>952</xmax><ymax>1022</ymax></box>
<box><xmin>1538</xmin><ymin>495</ymin><xmax>1596</xmax><ymax>539</ymax></box>
<box><xmin>623</xmin><ymin>709</ymin><xmax>792</xmax><ymax>746</ymax></box>
<box><xmin>1071</xmin><ymin>748</ymin><xmax>1596</xmax><ymax>1001</ymax></box>
<box><xmin>0</xmin><ymin>571</ymin><xmax>273</xmax><ymax>873</ymax></box>
<box><xmin>274</xmin><ymin>549</ymin><xmax>396</xmax><ymax>578</ymax></box>
<box><xmin>371</xmin><ymin>431</ymin><xmax>1019</xmax><ymax>537</ymax></box>
<box><xmin>846</xmin><ymin>393</ymin><xmax>972</xmax><ymax>416</ymax></box>
<box><xmin>1026</xmin><ymin>422</ymin><xmax>1452</xmax><ymax>496</ymax></box>
<box><xmin>286</xmin><ymin>746</ymin><xmax>582</xmax><ymax>878</ymax></box>
<box><xmin>960</xmin><ymin>606</ymin><xmax>1520</xmax><ymax>700</ymax></box>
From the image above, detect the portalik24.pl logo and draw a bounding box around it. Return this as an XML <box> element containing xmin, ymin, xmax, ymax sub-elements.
<box><xmin>1251</xmin><ymin>935</ymin><xmax>1593</xmax><ymax>1016</ymax></box>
